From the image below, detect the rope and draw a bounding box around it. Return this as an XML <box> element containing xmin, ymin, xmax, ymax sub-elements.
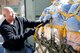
<box><xmin>58</xmin><ymin>6</ymin><xmax>80</xmax><ymax>22</ymax></box>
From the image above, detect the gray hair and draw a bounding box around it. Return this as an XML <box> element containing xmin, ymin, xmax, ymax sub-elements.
<box><xmin>2</xmin><ymin>7</ymin><xmax>15</xmax><ymax>14</ymax></box>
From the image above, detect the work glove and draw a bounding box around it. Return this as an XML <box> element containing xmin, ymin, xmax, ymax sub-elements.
<box><xmin>41</xmin><ymin>15</ymin><xmax>53</xmax><ymax>26</ymax></box>
<box><xmin>42</xmin><ymin>19</ymin><xmax>50</xmax><ymax>26</ymax></box>
<box><xmin>28</xmin><ymin>29</ymin><xmax>35</xmax><ymax>35</ymax></box>
<box><xmin>24</xmin><ymin>29</ymin><xmax>35</xmax><ymax>36</ymax></box>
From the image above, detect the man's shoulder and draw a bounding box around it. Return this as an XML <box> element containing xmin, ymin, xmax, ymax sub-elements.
<box><xmin>1</xmin><ymin>20</ymin><xmax>8</xmax><ymax>26</ymax></box>
<box><xmin>16</xmin><ymin>16</ymin><xmax>24</xmax><ymax>19</ymax></box>
<box><xmin>16</xmin><ymin>16</ymin><xmax>25</xmax><ymax>21</ymax></box>
<box><xmin>0</xmin><ymin>22</ymin><xmax>12</xmax><ymax>32</ymax></box>
<box><xmin>16</xmin><ymin>16</ymin><xmax>28</xmax><ymax>23</ymax></box>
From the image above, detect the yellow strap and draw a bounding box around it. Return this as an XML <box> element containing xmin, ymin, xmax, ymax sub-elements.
<box><xmin>46</xmin><ymin>17</ymin><xmax>65</xmax><ymax>39</ymax></box>
<box><xmin>50</xmin><ymin>17</ymin><xmax>53</xmax><ymax>28</ymax></box>
<box><xmin>65</xmin><ymin>14</ymin><xmax>80</xmax><ymax>22</ymax></box>
<box><xmin>41</xmin><ymin>13</ymin><xmax>46</xmax><ymax>16</ymax></box>
<box><xmin>58</xmin><ymin>4</ymin><xmax>80</xmax><ymax>20</ymax></box>
<box><xmin>47</xmin><ymin>14</ymin><xmax>67</xmax><ymax>38</ymax></box>
<box><xmin>49</xmin><ymin>11</ymin><xmax>55</xmax><ymax>15</ymax></box>
<box><xmin>47</xmin><ymin>24</ymin><xmax>64</xmax><ymax>38</ymax></box>
<box><xmin>34</xmin><ymin>23</ymin><xmax>43</xmax><ymax>41</ymax></box>
<box><xmin>71</xmin><ymin>5</ymin><xmax>80</xmax><ymax>22</ymax></box>
<box><xmin>58</xmin><ymin>11</ymin><xmax>74</xmax><ymax>20</ymax></box>
<box><xmin>66</xmin><ymin>14</ymin><xmax>74</xmax><ymax>19</ymax></box>
<box><xmin>41</xmin><ymin>26</ymin><xmax>44</xmax><ymax>32</ymax></box>
<box><xmin>54</xmin><ymin>25</ymin><xmax>65</xmax><ymax>39</ymax></box>
<box><xmin>34</xmin><ymin>28</ymin><xmax>38</xmax><ymax>41</ymax></box>
<box><xmin>75</xmin><ymin>15</ymin><xmax>80</xmax><ymax>22</ymax></box>
<box><xmin>59</xmin><ymin>11</ymin><xmax>80</xmax><ymax>22</ymax></box>
<box><xmin>58</xmin><ymin>11</ymin><xmax>67</xmax><ymax>17</ymax></box>
<box><xmin>41</xmin><ymin>11</ymin><xmax>54</xmax><ymax>16</ymax></box>
<box><xmin>34</xmin><ymin>32</ymin><xmax>37</xmax><ymax>41</ymax></box>
<box><xmin>47</xmin><ymin>22</ymin><xmax>67</xmax><ymax>38</ymax></box>
<box><xmin>67</xmin><ymin>30</ymin><xmax>80</xmax><ymax>36</ymax></box>
<box><xmin>78</xmin><ymin>48</ymin><xmax>80</xmax><ymax>53</ymax></box>
<box><xmin>58</xmin><ymin>11</ymin><xmax>67</xmax><ymax>19</ymax></box>
<box><xmin>54</xmin><ymin>4</ymin><xmax>60</xmax><ymax>6</ymax></box>
<box><xmin>52</xmin><ymin>25</ymin><xmax>63</xmax><ymax>29</ymax></box>
<box><xmin>68</xmin><ymin>0</ymin><xmax>75</xmax><ymax>5</ymax></box>
<box><xmin>74</xmin><ymin>6</ymin><xmax>80</xmax><ymax>15</ymax></box>
<box><xmin>63</xmin><ymin>24</ymin><xmax>67</xmax><ymax>38</ymax></box>
<box><xmin>36</xmin><ymin>23</ymin><xmax>43</xmax><ymax>28</ymax></box>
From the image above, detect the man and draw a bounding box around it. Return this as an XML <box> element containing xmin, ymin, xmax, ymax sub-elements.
<box><xmin>0</xmin><ymin>7</ymin><xmax>48</xmax><ymax>53</ymax></box>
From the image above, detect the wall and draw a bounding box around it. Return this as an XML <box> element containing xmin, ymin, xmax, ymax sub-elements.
<box><xmin>33</xmin><ymin>0</ymin><xmax>51</xmax><ymax>17</ymax></box>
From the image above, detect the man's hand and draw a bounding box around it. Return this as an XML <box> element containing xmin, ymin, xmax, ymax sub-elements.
<box><xmin>28</xmin><ymin>29</ymin><xmax>35</xmax><ymax>35</ymax></box>
<box><xmin>24</xmin><ymin>29</ymin><xmax>35</xmax><ymax>35</ymax></box>
<box><xmin>40</xmin><ymin>19</ymin><xmax>50</xmax><ymax>27</ymax></box>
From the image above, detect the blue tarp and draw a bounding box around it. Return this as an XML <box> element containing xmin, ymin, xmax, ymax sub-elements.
<box><xmin>66</xmin><ymin>4</ymin><xmax>80</xmax><ymax>31</ymax></box>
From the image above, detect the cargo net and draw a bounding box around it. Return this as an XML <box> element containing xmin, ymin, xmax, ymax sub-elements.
<box><xmin>34</xmin><ymin>18</ymin><xmax>77</xmax><ymax>53</ymax></box>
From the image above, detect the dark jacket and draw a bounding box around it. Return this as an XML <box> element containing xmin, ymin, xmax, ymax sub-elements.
<box><xmin>0</xmin><ymin>16</ymin><xmax>42</xmax><ymax>51</ymax></box>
